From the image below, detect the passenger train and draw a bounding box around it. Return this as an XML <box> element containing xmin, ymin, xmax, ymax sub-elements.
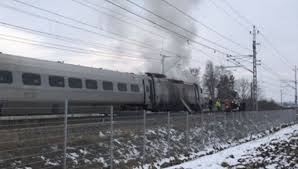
<box><xmin>0</xmin><ymin>53</ymin><xmax>202</xmax><ymax>115</ymax></box>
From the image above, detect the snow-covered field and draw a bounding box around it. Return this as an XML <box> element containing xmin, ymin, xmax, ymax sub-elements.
<box><xmin>166</xmin><ymin>124</ymin><xmax>298</xmax><ymax>169</ymax></box>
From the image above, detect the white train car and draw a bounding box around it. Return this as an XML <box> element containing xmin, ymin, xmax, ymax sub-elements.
<box><xmin>145</xmin><ymin>73</ymin><xmax>201</xmax><ymax>111</ymax></box>
<box><xmin>0</xmin><ymin>53</ymin><xmax>150</xmax><ymax>115</ymax></box>
<box><xmin>0</xmin><ymin>52</ymin><xmax>201</xmax><ymax>116</ymax></box>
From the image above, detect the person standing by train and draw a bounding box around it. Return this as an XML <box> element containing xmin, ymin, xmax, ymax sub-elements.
<box><xmin>208</xmin><ymin>98</ymin><xmax>213</xmax><ymax>112</ymax></box>
<box><xmin>215</xmin><ymin>99</ymin><xmax>221</xmax><ymax>112</ymax></box>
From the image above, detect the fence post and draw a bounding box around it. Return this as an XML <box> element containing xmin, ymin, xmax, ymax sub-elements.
<box><xmin>64</xmin><ymin>99</ymin><xmax>68</xmax><ymax>169</ymax></box>
<box><xmin>110</xmin><ymin>106</ymin><xmax>114</xmax><ymax>169</ymax></box>
<box><xmin>201</xmin><ymin>110</ymin><xmax>204</xmax><ymax>145</ymax></box>
<box><xmin>186</xmin><ymin>111</ymin><xmax>190</xmax><ymax>153</ymax></box>
<box><xmin>232</xmin><ymin>111</ymin><xmax>235</xmax><ymax>131</ymax></box>
<box><xmin>167</xmin><ymin>111</ymin><xmax>171</xmax><ymax>157</ymax></box>
<box><xmin>239</xmin><ymin>110</ymin><xmax>242</xmax><ymax>124</ymax></box>
<box><xmin>295</xmin><ymin>108</ymin><xmax>297</xmax><ymax>122</ymax></box>
<box><xmin>224</xmin><ymin>111</ymin><xmax>227</xmax><ymax>139</ymax></box>
<box><xmin>142</xmin><ymin>110</ymin><xmax>146</xmax><ymax>165</ymax></box>
<box><xmin>264</xmin><ymin>111</ymin><xmax>268</xmax><ymax>130</ymax></box>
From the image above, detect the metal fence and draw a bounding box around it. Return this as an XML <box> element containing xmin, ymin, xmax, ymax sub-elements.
<box><xmin>0</xmin><ymin>100</ymin><xmax>297</xmax><ymax>169</ymax></box>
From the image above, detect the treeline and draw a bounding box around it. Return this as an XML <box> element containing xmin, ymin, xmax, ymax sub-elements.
<box><xmin>189</xmin><ymin>60</ymin><xmax>281</xmax><ymax>111</ymax></box>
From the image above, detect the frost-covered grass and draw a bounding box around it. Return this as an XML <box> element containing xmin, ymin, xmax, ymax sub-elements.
<box><xmin>0</xmin><ymin>110</ymin><xmax>296</xmax><ymax>169</ymax></box>
<box><xmin>166</xmin><ymin>124</ymin><xmax>298</xmax><ymax>169</ymax></box>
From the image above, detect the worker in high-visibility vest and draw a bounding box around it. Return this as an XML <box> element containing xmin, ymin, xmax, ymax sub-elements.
<box><xmin>215</xmin><ymin>99</ymin><xmax>221</xmax><ymax>112</ymax></box>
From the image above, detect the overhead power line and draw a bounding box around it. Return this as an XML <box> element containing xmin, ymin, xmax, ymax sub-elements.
<box><xmin>208</xmin><ymin>0</ymin><xmax>250</xmax><ymax>31</ymax></box>
<box><xmin>0</xmin><ymin>2</ymin><xmax>158</xmax><ymax>50</ymax></box>
<box><xmin>80</xmin><ymin>0</ymin><xmax>169</xmax><ymax>37</ymax></box>
<box><xmin>0</xmin><ymin>33</ymin><xmax>162</xmax><ymax>63</ymax></box>
<box><xmin>0</xmin><ymin>22</ymin><xmax>208</xmax><ymax>68</ymax></box>
<box><xmin>0</xmin><ymin>33</ymin><xmax>208</xmax><ymax>68</ymax></box>
<box><xmin>221</xmin><ymin>0</ymin><xmax>253</xmax><ymax>27</ymax></box>
<box><xmin>213</xmin><ymin>0</ymin><xmax>293</xmax><ymax>70</ymax></box>
<box><xmin>4</xmin><ymin>0</ymin><xmax>196</xmax><ymax>61</ymax></box>
<box><xmin>124</xmin><ymin>0</ymin><xmax>242</xmax><ymax>55</ymax></box>
<box><xmin>159</xmin><ymin>0</ymin><xmax>251</xmax><ymax>52</ymax></box>
<box><xmin>70</xmin><ymin>0</ymin><xmax>166</xmax><ymax>40</ymax></box>
<box><xmin>9</xmin><ymin>0</ymin><xmax>241</xmax><ymax>66</ymax></box>
<box><xmin>0</xmin><ymin>21</ymin><xmax>160</xmax><ymax>57</ymax></box>
<box><xmin>259</xmin><ymin>32</ymin><xmax>292</xmax><ymax>67</ymax></box>
<box><xmin>103</xmin><ymin>0</ymin><xmax>239</xmax><ymax>57</ymax></box>
<box><xmin>260</xmin><ymin>63</ymin><xmax>292</xmax><ymax>87</ymax></box>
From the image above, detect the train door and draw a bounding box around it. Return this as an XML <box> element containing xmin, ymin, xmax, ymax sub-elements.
<box><xmin>194</xmin><ymin>84</ymin><xmax>202</xmax><ymax>111</ymax></box>
<box><xmin>143</xmin><ymin>78</ymin><xmax>152</xmax><ymax>109</ymax></box>
<box><xmin>148</xmin><ymin>79</ymin><xmax>155</xmax><ymax>106</ymax></box>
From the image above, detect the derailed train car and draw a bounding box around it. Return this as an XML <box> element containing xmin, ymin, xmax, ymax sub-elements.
<box><xmin>146</xmin><ymin>73</ymin><xmax>201</xmax><ymax>111</ymax></box>
<box><xmin>0</xmin><ymin>53</ymin><xmax>202</xmax><ymax>115</ymax></box>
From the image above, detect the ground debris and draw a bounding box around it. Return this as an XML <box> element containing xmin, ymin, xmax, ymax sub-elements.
<box><xmin>229</xmin><ymin>129</ymin><xmax>298</xmax><ymax>169</ymax></box>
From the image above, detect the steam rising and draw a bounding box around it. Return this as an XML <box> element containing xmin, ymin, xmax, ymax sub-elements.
<box><xmin>104</xmin><ymin>0</ymin><xmax>200</xmax><ymax>82</ymax></box>
<box><xmin>143</xmin><ymin>0</ymin><xmax>200</xmax><ymax>82</ymax></box>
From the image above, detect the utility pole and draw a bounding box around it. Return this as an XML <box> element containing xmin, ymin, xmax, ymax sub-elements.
<box><xmin>160</xmin><ymin>54</ymin><xmax>171</xmax><ymax>74</ymax></box>
<box><xmin>251</xmin><ymin>25</ymin><xmax>259</xmax><ymax>111</ymax></box>
<box><xmin>280</xmin><ymin>89</ymin><xmax>283</xmax><ymax>107</ymax></box>
<box><xmin>294</xmin><ymin>65</ymin><xmax>297</xmax><ymax>108</ymax></box>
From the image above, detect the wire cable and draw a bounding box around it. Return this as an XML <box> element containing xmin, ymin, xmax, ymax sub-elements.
<box><xmin>0</xmin><ymin>21</ymin><xmax>162</xmax><ymax>57</ymax></box>
<box><xmin>208</xmin><ymin>0</ymin><xmax>250</xmax><ymax>31</ymax></box>
<box><xmin>71</xmin><ymin>0</ymin><xmax>166</xmax><ymax>40</ymax></box>
<box><xmin>159</xmin><ymin>0</ymin><xmax>251</xmax><ymax>52</ymax></box>
<box><xmin>0</xmin><ymin>34</ymin><xmax>162</xmax><ymax>63</ymax></box>
<box><xmin>221</xmin><ymin>0</ymin><xmax>254</xmax><ymax>27</ymax></box>
<box><xmin>0</xmin><ymin>2</ymin><xmax>157</xmax><ymax>50</ymax></box>
<box><xmin>0</xmin><ymin>22</ymin><xmax>210</xmax><ymax>71</ymax></box>
<box><xmin>103</xmin><ymin>0</ymin><xmax>238</xmax><ymax>57</ymax></box>
<box><xmin>13</xmin><ymin>0</ymin><xmax>240</xmax><ymax>65</ymax></box>
<box><xmin>259</xmin><ymin>32</ymin><xmax>293</xmax><ymax>68</ymax></box>
<box><xmin>124</xmin><ymin>0</ymin><xmax>242</xmax><ymax>55</ymax></box>
<box><xmin>11</xmin><ymin>0</ymin><xmax>197</xmax><ymax>60</ymax></box>
<box><xmin>213</xmin><ymin>0</ymin><xmax>293</xmax><ymax>70</ymax></box>
<box><xmin>2</xmin><ymin>1</ymin><xmax>197</xmax><ymax>62</ymax></box>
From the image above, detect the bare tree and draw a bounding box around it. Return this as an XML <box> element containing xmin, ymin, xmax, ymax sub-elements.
<box><xmin>235</xmin><ymin>78</ymin><xmax>251</xmax><ymax>101</ymax></box>
<box><xmin>190</xmin><ymin>67</ymin><xmax>200</xmax><ymax>84</ymax></box>
<box><xmin>203</xmin><ymin>61</ymin><xmax>217</xmax><ymax>101</ymax></box>
<box><xmin>217</xmin><ymin>74</ymin><xmax>237</xmax><ymax>100</ymax></box>
<box><xmin>215</xmin><ymin>65</ymin><xmax>232</xmax><ymax>78</ymax></box>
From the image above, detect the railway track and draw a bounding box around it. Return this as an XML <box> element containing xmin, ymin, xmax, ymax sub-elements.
<box><xmin>0</xmin><ymin>111</ymin><xmax>189</xmax><ymax>130</ymax></box>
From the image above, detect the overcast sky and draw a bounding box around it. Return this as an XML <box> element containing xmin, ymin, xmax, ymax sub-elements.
<box><xmin>0</xmin><ymin>0</ymin><xmax>297</xmax><ymax>102</ymax></box>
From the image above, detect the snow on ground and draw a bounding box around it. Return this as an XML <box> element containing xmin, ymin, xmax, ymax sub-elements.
<box><xmin>166</xmin><ymin>124</ymin><xmax>298</xmax><ymax>169</ymax></box>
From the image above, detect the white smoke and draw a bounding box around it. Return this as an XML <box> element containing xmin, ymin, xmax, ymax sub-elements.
<box><xmin>101</xmin><ymin>0</ymin><xmax>200</xmax><ymax>81</ymax></box>
<box><xmin>142</xmin><ymin>0</ymin><xmax>200</xmax><ymax>82</ymax></box>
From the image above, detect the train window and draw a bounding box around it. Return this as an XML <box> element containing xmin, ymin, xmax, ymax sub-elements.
<box><xmin>131</xmin><ymin>84</ymin><xmax>140</xmax><ymax>92</ymax></box>
<box><xmin>68</xmin><ymin>78</ymin><xmax>82</xmax><ymax>88</ymax></box>
<box><xmin>117</xmin><ymin>83</ymin><xmax>127</xmax><ymax>92</ymax></box>
<box><xmin>103</xmin><ymin>81</ymin><xmax>113</xmax><ymax>91</ymax></box>
<box><xmin>49</xmin><ymin>76</ymin><xmax>64</xmax><ymax>87</ymax></box>
<box><xmin>0</xmin><ymin>70</ymin><xmax>13</xmax><ymax>84</ymax></box>
<box><xmin>86</xmin><ymin>79</ymin><xmax>98</xmax><ymax>89</ymax></box>
<box><xmin>22</xmin><ymin>73</ymin><xmax>41</xmax><ymax>86</ymax></box>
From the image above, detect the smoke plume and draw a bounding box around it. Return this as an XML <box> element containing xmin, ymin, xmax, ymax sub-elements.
<box><xmin>143</xmin><ymin>0</ymin><xmax>200</xmax><ymax>82</ymax></box>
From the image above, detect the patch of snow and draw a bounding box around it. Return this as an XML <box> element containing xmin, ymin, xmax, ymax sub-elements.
<box><xmin>67</xmin><ymin>152</ymin><xmax>80</xmax><ymax>165</ymax></box>
<box><xmin>166</xmin><ymin>124</ymin><xmax>298</xmax><ymax>169</ymax></box>
<box><xmin>79</xmin><ymin>149</ymin><xmax>89</xmax><ymax>155</ymax></box>
<box><xmin>98</xmin><ymin>131</ymin><xmax>105</xmax><ymax>137</ymax></box>
<box><xmin>45</xmin><ymin>160</ymin><xmax>59</xmax><ymax>166</ymax></box>
<box><xmin>41</xmin><ymin>156</ymin><xmax>60</xmax><ymax>166</ymax></box>
<box><xmin>93</xmin><ymin>157</ymin><xmax>108</xmax><ymax>167</ymax></box>
<box><xmin>70</xmin><ymin>152</ymin><xmax>79</xmax><ymax>158</ymax></box>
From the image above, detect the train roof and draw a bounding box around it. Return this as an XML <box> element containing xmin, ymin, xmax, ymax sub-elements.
<box><xmin>167</xmin><ymin>79</ymin><xmax>184</xmax><ymax>84</ymax></box>
<box><xmin>0</xmin><ymin>53</ymin><xmax>145</xmax><ymax>81</ymax></box>
<box><xmin>145</xmin><ymin>72</ymin><xmax>166</xmax><ymax>78</ymax></box>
